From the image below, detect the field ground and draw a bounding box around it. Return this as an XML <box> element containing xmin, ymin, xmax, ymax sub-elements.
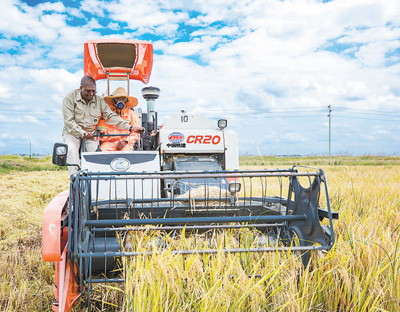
<box><xmin>0</xmin><ymin>156</ymin><xmax>399</xmax><ymax>311</ymax></box>
<box><xmin>2</xmin><ymin>154</ymin><xmax>400</xmax><ymax>174</ymax></box>
<box><xmin>0</xmin><ymin>155</ymin><xmax>67</xmax><ymax>174</ymax></box>
<box><xmin>239</xmin><ymin>154</ymin><xmax>400</xmax><ymax>166</ymax></box>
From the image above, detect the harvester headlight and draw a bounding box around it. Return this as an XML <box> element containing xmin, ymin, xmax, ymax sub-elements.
<box><xmin>228</xmin><ymin>181</ymin><xmax>241</xmax><ymax>194</ymax></box>
<box><xmin>218</xmin><ymin>119</ymin><xmax>227</xmax><ymax>129</ymax></box>
<box><xmin>56</xmin><ymin>146</ymin><xmax>67</xmax><ymax>157</ymax></box>
<box><xmin>52</xmin><ymin>143</ymin><xmax>68</xmax><ymax>167</ymax></box>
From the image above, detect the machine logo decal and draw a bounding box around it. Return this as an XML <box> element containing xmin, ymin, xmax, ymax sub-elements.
<box><xmin>186</xmin><ymin>135</ymin><xmax>221</xmax><ymax>145</ymax></box>
<box><xmin>168</xmin><ymin>132</ymin><xmax>185</xmax><ymax>143</ymax></box>
<box><xmin>110</xmin><ymin>158</ymin><xmax>130</xmax><ymax>171</ymax></box>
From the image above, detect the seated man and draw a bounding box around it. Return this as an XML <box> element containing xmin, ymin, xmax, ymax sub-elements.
<box><xmin>98</xmin><ymin>87</ymin><xmax>142</xmax><ymax>151</ymax></box>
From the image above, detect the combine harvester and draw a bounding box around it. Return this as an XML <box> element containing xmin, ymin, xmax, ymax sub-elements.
<box><xmin>42</xmin><ymin>39</ymin><xmax>338</xmax><ymax>311</ymax></box>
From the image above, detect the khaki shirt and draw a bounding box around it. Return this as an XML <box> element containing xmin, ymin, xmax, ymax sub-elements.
<box><xmin>62</xmin><ymin>89</ymin><xmax>131</xmax><ymax>139</ymax></box>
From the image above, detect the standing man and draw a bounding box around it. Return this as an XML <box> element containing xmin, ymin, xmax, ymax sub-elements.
<box><xmin>62</xmin><ymin>76</ymin><xmax>139</xmax><ymax>174</ymax></box>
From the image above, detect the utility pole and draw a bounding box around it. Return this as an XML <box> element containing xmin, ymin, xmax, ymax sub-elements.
<box><xmin>328</xmin><ymin>105</ymin><xmax>332</xmax><ymax>165</ymax></box>
<box><xmin>30</xmin><ymin>142</ymin><xmax>32</xmax><ymax>159</ymax></box>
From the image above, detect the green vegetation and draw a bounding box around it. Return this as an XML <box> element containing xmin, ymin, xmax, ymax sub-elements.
<box><xmin>1</xmin><ymin>155</ymin><xmax>400</xmax><ymax>174</ymax></box>
<box><xmin>0</xmin><ymin>155</ymin><xmax>67</xmax><ymax>173</ymax></box>
<box><xmin>239</xmin><ymin>155</ymin><xmax>400</xmax><ymax>167</ymax></box>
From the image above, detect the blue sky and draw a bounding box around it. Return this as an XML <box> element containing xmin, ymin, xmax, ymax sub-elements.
<box><xmin>0</xmin><ymin>0</ymin><xmax>399</xmax><ymax>156</ymax></box>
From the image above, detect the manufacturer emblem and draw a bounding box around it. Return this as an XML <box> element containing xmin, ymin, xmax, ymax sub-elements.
<box><xmin>168</xmin><ymin>132</ymin><xmax>184</xmax><ymax>143</ymax></box>
<box><xmin>110</xmin><ymin>158</ymin><xmax>130</xmax><ymax>171</ymax></box>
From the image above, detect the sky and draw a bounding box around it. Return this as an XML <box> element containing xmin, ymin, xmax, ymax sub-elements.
<box><xmin>0</xmin><ymin>0</ymin><xmax>399</xmax><ymax>156</ymax></box>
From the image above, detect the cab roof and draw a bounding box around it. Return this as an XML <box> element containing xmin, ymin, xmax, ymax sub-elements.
<box><xmin>84</xmin><ymin>39</ymin><xmax>153</xmax><ymax>84</ymax></box>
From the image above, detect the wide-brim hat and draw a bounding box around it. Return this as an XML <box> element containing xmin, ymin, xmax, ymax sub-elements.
<box><xmin>104</xmin><ymin>87</ymin><xmax>138</xmax><ymax>108</ymax></box>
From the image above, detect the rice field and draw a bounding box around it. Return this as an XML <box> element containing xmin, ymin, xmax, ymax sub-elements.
<box><xmin>0</xmin><ymin>159</ymin><xmax>399</xmax><ymax>311</ymax></box>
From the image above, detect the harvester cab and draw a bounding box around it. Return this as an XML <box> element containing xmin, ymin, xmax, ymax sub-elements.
<box><xmin>42</xmin><ymin>39</ymin><xmax>338</xmax><ymax>312</ymax></box>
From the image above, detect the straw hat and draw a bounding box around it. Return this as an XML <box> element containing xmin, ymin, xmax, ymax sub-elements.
<box><xmin>104</xmin><ymin>87</ymin><xmax>138</xmax><ymax>109</ymax></box>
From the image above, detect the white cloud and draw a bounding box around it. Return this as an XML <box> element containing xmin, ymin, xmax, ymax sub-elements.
<box><xmin>339</xmin><ymin>26</ymin><xmax>400</xmax><ymax>45</ymax></box>
<box><xmin>191</xmin><ymin>26</ymin><xmax>241</xmax><ymax>38</ymax></box>
<box><xmin>80</xmin><ymin>0</ymin><xmax>107</xmax><ymax>17</ymax></box>
<box><xmin>0</xmin><ymin>0</ymin><xmax>400</xmax><ymax>155</ymax></box>
<box><xmin>104</xmin><ymin>0</ymin><xmax>188</xmax><ymax>36</ymax></box>
<box><xmin>0</xmin><ymin>133</ymin><xmax>11</xmax><ymax>139</ymax></box>
<box><xmin>35</xmin><ymin>1</ymin><xmax>66</xmax><ymax>13</ymax></box>
<box><xmin>0</xmin><ymin>66</ymin><xmax>81</xmax><ymax>115</ymax></box>
<box><xmin>0</xmin><ymin>83</ymin><xmax>11</xmax><ymax>99</ymax></box>
<box><xmin>279</xmin><ymin>132</ymin><xmax>306</xmax><ymax>144</ymax></box>
<box><xmin>0</xmin><ymin>115</ymin><xmax>36</xmax><ymax>124</ymax></box>
<box><xmin>107</xmin><ymin>22</ymin><xmax>120</xmax><ymax>31</ymax></box>
<box><xmin>0</xmin><ymin>38</ymin><xmax>20</xmax><ymax>50</ymax></box>
<box><xmin>355</xmin><ymin>41</ymin><xmax>400</xmax><ymax>67</ymax></box>
<box><xmin>343</xmin><ymin>81</ymin><xmax>371</xmax><ymax>100</ymax></box>
<box><xmin>0</xmin><ymin>1</ymin><xmax>67</xmax><ymax>43</ymax></box>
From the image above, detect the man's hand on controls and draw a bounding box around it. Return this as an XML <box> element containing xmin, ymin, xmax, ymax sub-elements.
<box><xmin>85</xmin><ymin>132</ymin><xmax>94</xmax><ymax>139</ymax></box>
<box><xmin>129</xmin><ymin>126</ymin><xmax>145</xmax><ymax>133</ymax></box>
<box><xmin>116</xmin><ymin>140</ymin><xmax>128</xmax><ymax>151</ymax></box>
<box><xmin>85</xmin><ymin>129</ymin><xmax>105</xmax><ymax>139</ymax></box>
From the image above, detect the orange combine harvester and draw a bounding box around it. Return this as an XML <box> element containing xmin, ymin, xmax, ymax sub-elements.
<box><xmin>42</xmin><ymin>39</ymin><xmax>338</xmax><ymax>311</ymax></box>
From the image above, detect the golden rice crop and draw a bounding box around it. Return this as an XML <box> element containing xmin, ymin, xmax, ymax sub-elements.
<box><xmin>0</xmin><ymin>171</ymin><xmax>69</xmax><ymax>311</ymax></box>
<box><xmin>0</xmin><ymin>164</ymin><xmax>399</xmax><ymax>311</ymax></box>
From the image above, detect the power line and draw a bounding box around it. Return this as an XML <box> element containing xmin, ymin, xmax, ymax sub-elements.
<box><xmin>335</xmin><ymin>106</ymin><xmax>398</xmax><ymax>114</ymax></box>
<box><xmin>156</xmin><ymin>108</ymin><xmax>327</xmax><ymax>114</ymax></box>
<box><xmin>0</xmin><ymin>113</ymin><xmax>61</xmax><ymax>116</ymax></box>
<box><xmin>334</xmin><ymin>115</ymin><xmax>400</xmax><ymax>122</ymax></box>
<box><xmin>0</xmin><ymin>109</ymin><xmax>323</xmax><ymax>114</ymax></box>
<box><xmin>1</xmin><ymin>114</ymin><xmax>399</xmax><ymax>122</ymax></box>
<box><xmin>335</xmin><ymin>109</ymin><xmax>398</xmax><ymax>117</ymax></box>
<box><xmin>1</xmin><ymin>106</ymin><xmax>398</xmax><ymax>115</ymax></box>
<box><xmin>1</xmin><ymin>106</ymin><xmax>399</xmax><ymax>122</ymax></box>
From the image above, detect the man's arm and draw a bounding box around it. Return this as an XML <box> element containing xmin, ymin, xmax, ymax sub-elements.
<box><xmin>62</xmin><ymin>95</ymin><xmax>86</xmax><ymax>139</ymax></box>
